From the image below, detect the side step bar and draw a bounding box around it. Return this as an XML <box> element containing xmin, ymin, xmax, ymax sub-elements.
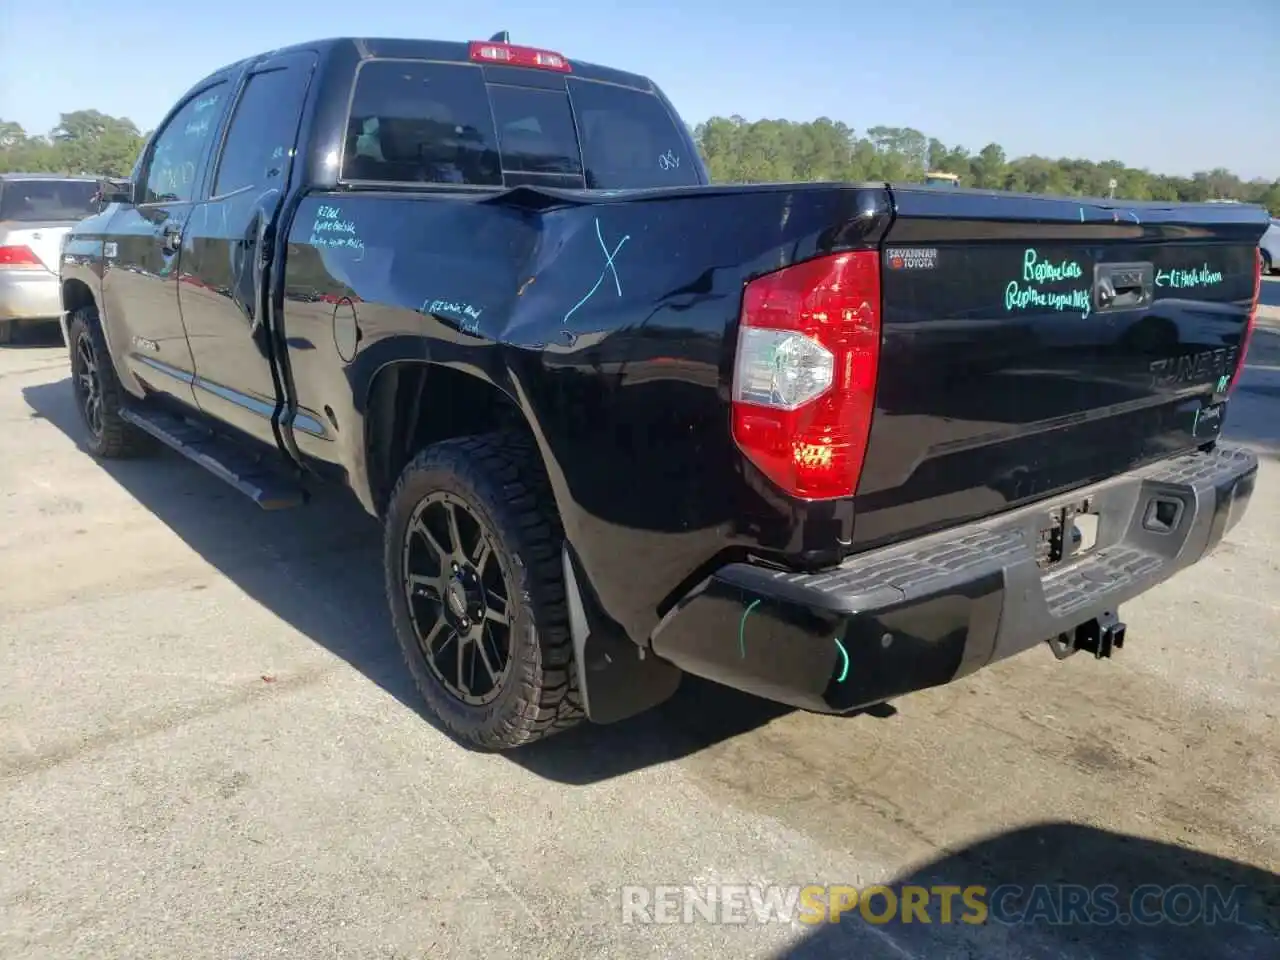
<box><xmin>119</xmin><ymin>406</ymin><xmax>305</xmax><ymax>510</ymax></box>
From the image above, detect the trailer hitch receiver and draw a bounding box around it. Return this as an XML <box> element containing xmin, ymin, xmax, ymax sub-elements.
<box><xmin>1073</xmin><ymin>610</ymin><xmax>1127</xmax><ymax>659</ymax></box>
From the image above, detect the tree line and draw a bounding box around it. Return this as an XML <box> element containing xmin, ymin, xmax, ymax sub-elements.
<box><xmin>0</xmin><ymin>112</ymin><xmax>147</xmax><ymax>183</ymax></box>
<box><xmin>693</xmin><ymin>117</ymin><xmax>1280</xmax><ymax>214</ymax></box>
<box><xmin>3</xmin><ymin>109</ymin><xmax>1277</xmax><ymax>216</ymax></box>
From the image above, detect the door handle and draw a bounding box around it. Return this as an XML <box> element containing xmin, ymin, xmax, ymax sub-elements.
<box><xmin>159</xmin><ymin>222</ymin><xmax>182</xmax><ymax>252</ymax></box>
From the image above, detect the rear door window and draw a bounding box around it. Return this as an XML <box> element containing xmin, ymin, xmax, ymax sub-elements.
<box><xmin>567</xmin><ymin>79</ymin><xmax>700</xmax><ymax>189</ymax></box>
<box><xmin>343</xmin><ymin>60</ymin><xmax>501</xmax><ymax>185</ymax></box>
<box><xmin>213</xmin><ymin>60</ymin><xmax>313</xmax><ymax>197</ymax></box>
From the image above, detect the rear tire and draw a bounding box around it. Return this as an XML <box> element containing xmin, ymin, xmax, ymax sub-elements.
<box><xmin>383</xmin><ymin>430</ymin><xmax>584</xmax><ymax>750</ymax></box>
<box><xmin>68</xmin><ymin>306</ymin><xmax>156</xmax><ymax>459</ymax></box>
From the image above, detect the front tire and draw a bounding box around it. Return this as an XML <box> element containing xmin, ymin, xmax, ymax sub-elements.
<box><xmin>383</xmin><ymin>431</ymin><xmax>584</xmax><ymax>749</ymax></box>
<box><xmin>68</xmin><ymin>306</ymin><xmax>156</xmax><ymax>459</ymax></box>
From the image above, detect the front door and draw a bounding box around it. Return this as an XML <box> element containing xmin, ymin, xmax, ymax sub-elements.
<box><xmin>179</xmin><ymin>52</ymin><xmax>316</xmax><ymax>444</ymax></box>
<box><xmin>101</xmin><ymin>81</ymin><xmax>231</xmax><ymax>405</ymax></box>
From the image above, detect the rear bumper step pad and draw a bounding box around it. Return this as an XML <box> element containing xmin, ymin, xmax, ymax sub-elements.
<box><xmin>649</xmin><ymin>445</ymin><xmax>1257</xmax><ymax>713</ymax></box>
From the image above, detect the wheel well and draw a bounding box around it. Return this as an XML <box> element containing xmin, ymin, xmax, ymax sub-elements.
<box><xmin>365</xmin><ymin>362</ymin><xmax>532</xmax><ymax>515</ymax></box>
<box><xmin>62</xmin><ymin>278</ymin><xmax>96</xmax><ymax>316</ymax></box>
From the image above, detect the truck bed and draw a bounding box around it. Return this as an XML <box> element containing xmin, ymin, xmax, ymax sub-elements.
<box><xmin>278</xmin><ymin>181</ymin><xmax>1266</xmax><ymax>651</ymax></box>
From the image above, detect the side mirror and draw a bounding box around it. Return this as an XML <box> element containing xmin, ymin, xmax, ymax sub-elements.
<box><xmin>97</xmin><ymin>178</ymin><xmax>134</xmax><ymax>206</ymax></box>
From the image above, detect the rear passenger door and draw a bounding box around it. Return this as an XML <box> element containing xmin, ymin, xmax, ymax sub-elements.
<box><xmin>180</xmin><ymin>52</ymin><xmax>316</xmax><ymax>445</ymax></box>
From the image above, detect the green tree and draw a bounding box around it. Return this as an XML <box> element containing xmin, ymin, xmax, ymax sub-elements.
<box><xmin>0</xmin><ymin>110</ymin><xmax>144</xmax><ymax>177</ymax></box>
<box><xmin>688</xmin><ymin>115</ymin><xmax>1279</xmax><ymax>216</ymax></box>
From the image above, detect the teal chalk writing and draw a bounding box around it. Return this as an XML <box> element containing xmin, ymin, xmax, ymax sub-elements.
<box><xmin>738</xmin><ymin>598</ymin><xmax>761</xmax><ymax>659</ymax></box>
<box><xmin>1005</xmin><ymin>247</ymin><xmax>1090</xmax><ymax>318</ymax></box>
<box><xmin>1155</xmin><ymin>265</ymin><xmax>1223</xmax><ymax>289</ymax></box>
<box><xmin>1005</xmin><ymin>281</ymin><xmax>1091</xmax><ymax>318</ymax></box>
<box><xmin>1023</xmin><ymin>248</ymin><xmax>1083</xmax><ymax>284</ymax></box>
<box><xmin>422</xmin><ymin>298</ymin><xmax>483</xmax><ymax>334</ymax></box>
<box><xmin>310</xmin><ymin>204</ymin><xmax>364</xmax><ymax>253</ymax></box>
<box><xmin>563</xmin><ymin>218</ymin><xmax>630</xmax><ymax>326</ymax></box>
<box><xmin>834</xmin><ymin>638</ymin><xmax>850</xmax><ymax>683</ymax></box>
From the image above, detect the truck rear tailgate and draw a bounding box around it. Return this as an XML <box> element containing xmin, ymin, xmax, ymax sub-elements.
<box><xmin>854</xmin><ymin>188</ymin><xmax>1266</xmax><ymax>548</ymax></box>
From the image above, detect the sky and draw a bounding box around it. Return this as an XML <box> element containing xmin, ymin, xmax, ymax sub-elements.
<box><xmin>2</xmin><ymin>0</ymin><xmax>1277</xmax><ymax>180</ymax></box>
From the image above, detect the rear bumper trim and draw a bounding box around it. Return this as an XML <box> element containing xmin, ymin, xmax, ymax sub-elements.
<box><xmin>649</xmin><ymin>444</ymin><xmax>1258</xmax><ymax>714</ymax></box>
<box><xmin>0</xmin><ymin>269</ymin><xmax>61</xmax><ymax>321</ymax></box>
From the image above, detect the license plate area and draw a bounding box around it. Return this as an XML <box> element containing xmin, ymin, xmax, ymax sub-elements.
<box><xmin>1035</xmin><ymin>497</ymin><xmax>1099</xmax><ymax>570</ymax></box>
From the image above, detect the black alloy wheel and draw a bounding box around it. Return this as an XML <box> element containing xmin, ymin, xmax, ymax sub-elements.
<box><xmin>72</xmin><ymin>325</ymin><xmax>104</xmax><ymax>440</ymax></box>
<box><xmin>401</xmin><ymin>490</ymin><xmax>513</xmax><ymax>705</ymax></box>
<box><xmin>382</xmin><ymin>431</ymin><xmax>585</xmax><ymax>749</ymax></box>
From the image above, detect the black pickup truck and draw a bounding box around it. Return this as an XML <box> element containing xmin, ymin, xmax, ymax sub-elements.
<box><xmin>59</xmin><ymin>34</ymin><xmax>1268</xmax><ymax>750</ymax></box>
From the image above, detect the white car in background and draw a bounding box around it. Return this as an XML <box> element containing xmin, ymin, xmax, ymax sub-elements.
<box><xmin>0</xmin><ymin>173</ymin><xmax>104</xmax><ymax>344</ymax></box>
<box><xmin>1262</xmin><ymin>218</ymin><xmax>1280</xmax><ymax>275</ymax></box>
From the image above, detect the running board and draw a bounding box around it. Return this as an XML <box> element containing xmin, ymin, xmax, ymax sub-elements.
<box><xmin>119</xmin><ymin>406</ymin><xmax>305</xmax><ymax>510</ymax></box>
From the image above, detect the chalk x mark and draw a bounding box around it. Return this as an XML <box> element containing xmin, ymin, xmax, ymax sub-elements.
<box><xmin>563</xmin><ymin>218</ymin><xmax>630</xmax><ymax>326</ymax></box>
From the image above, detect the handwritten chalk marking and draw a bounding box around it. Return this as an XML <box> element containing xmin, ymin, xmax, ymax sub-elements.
<box><xmin>1005</xmin><ymin>247</ymin><xmax>1090</xmax><ymax>319</ymax></box>
<box><xmin>1155</xmin><ymin>265</ymin><xmax>1223</xmax><ymax>289</ymax></box>
<box><xmin>421</xmin><ymin>298</ymin><xmax>483</xmax><ymax>334</ymax></box>
<box><xmin>1023</xmin><ymin>248</ymin><xmax>1083</xmax><ymax>283</ymax></box>
<box><xmin>309</xmin><ymin>203</ymin><xmax>364</xmax><ymax>254</ymax></box>
<box><xmin>834</xmin><ymin>637</ymin><xmax>850</xmax><ymax>683</ymax></box>
<box><xmin>563</xmin><ymin>218</ymin><xmax>630</xmax><ymax>326</ymax></box>
<box><xmin>738</xmin><ymin>598</ymin><xmax>761</xmax><ymax>659</ymax></box>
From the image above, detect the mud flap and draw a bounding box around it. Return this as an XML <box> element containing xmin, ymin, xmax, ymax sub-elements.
<box><xmin>562</xmin><ymin>545</ymin><xmax>682</xmax><ymax>724</ymax></box>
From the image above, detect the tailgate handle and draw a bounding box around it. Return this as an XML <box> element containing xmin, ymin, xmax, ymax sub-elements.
<box><xmin>1094</xmin><ymin>262</ymin><xmax>1153</xmax><ymax>313</ymax></box>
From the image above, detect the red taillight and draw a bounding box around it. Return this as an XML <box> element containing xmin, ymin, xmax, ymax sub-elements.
<box><xmin>0</xmin><ymin>245</ymin><xmax>42</xmax><ymax>268</ymax></box>
<box><xmin>1230</xmin><ymin>247</ymin><xmax>1263</xmax><ymax>393</ymax></box>
<box><xmin>730</xmin><ymin>250</ymin><xmax>882</xmax><ymax>500</ymax></box>
<box><xmin>468</xmin><ymin>41</ymin><xmax>571</xmax><ymax>72</ymax></box>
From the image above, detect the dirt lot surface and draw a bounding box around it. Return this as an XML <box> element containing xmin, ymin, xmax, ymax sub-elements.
<box><xmin>3</xmin><ymin>296</ymin><xmax>1278</xmax><ymax>958</ymax></box>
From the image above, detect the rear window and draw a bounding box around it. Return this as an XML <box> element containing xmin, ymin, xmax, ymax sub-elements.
<box><xmin>343</xmin><ymin>59</ymin><xmax>698</xmax><ymax>190</ymax></box>
<box><xmin>343</xmin><ymin>60</ymin><xmax>502</xmax><ymax>185</ymax></box>
<box><xmin>489</xmin><ymin>86</ymin><xmax>582</xmax><ymax>177</ymax></box>
<box><xmin>567</xmin><ymin>79</ymin><xmax>699</xmax><ymax>189</ymax></box>
<box><xmin>0</xmin><ymin>179</ymin><xmax>102</xmax><ymax>221</ymax></box>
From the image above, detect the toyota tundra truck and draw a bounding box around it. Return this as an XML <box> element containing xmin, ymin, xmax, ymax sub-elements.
<box><xmin>58</xmin><ymin>34</ymin><xmax>1269</xmax><ymax>749</ymax></box>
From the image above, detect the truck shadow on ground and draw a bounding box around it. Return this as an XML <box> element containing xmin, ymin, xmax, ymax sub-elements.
<box><xmin>23</xmin><ymin>375</ymin><xmax>876</xmax><ymax>784</ymax></box>
<box><xmin>774</xmin><ymin>821</ymin><xmax>1279</xmax><ymax>959</ymax></box>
